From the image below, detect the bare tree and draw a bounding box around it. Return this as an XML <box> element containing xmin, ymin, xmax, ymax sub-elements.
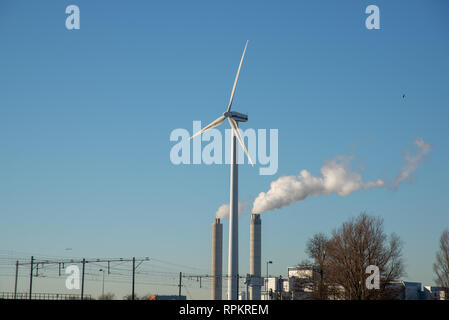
<box><xmin>98</xmin><ymin>292</ymin><xmax>115</xmax><ymax>300</ymax></box>
<box><xmin>433</xmin><ymin>229</ymin><xmax>449</xmax><ymax>297</ymax></box>
<box><xmin>325</xmin><ymin>213</ymin><xmax>405</xmax><ymax>300</ymax></box>
<box><xmin>306</xmin><ymin>233</ymin><xmax>329</xmax><ymax>299</ymax></box>
<box><xmin>123</xmin><ymin>293</ymin><xmax>152</xmax><ymax>300</ymax></box>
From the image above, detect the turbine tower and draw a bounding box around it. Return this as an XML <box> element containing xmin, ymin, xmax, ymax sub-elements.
<box><xmin>190</xmin><ymin>41</ymin><xmax>253</xmax><ymax>300</ymax></box>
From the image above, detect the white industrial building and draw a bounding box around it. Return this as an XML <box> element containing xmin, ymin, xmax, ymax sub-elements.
<box><xmin>423</xmin><ymin>286</ymin><xmax>446</xmax><ymax>300</ymax></box>
<box><xmin>254</xmin><ymin>266</ymin><xmax>448</xmax><ymax>300</ymax></box>
<box><xmin>400</xmin><ymin>282</ymin><xmax>446</xmax><ymax>300</ymax></box>
<box><xmin>260</xmin><ymin>265</ymin><xmax>320</xmax><ymax>300</ymax></box>
<box><xmin>385</xmin><ymin>281</ymin><xmax>447</xmax><ymax>300</ymax></box>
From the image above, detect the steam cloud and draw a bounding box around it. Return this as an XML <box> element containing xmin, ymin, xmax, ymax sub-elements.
<box><xmin>251</xmin><ymin>138</ymin><xmax>432</xmax><ymax>214</ymax></box>
<box><xmin>393</xmin><ymin>138</ymin><xmax>432</xmax><ymax>188</ymax></box>
<box><xmin>252</xmin><ymin>156</ymin><xmax>385</xmax><ymax>214</ymax></box>
<box><xmin>215</xmin><ymin>201</ymin><xmax>249</xmax><ymax>219</ymax></box>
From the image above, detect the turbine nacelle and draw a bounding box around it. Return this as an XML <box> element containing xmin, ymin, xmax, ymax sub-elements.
<box><xmin>224</xmin><ymin>111</ymin><xmax>248</xmax><ymax>123</ymax></box>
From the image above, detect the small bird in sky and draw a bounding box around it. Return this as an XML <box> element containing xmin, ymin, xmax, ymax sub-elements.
<box><xmin>402</xmin><ymin>93</ymin><xmax>406</xmax><ymax>99</ymax></box>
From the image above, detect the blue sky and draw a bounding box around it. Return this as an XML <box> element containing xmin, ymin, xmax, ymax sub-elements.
<box><xmin>0</xmin><ymin>0</ymin><xmax>448</xmax><ymax>299</ymax></box>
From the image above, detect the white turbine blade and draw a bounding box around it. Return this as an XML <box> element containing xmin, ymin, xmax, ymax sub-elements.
<box><xmin>228</xmin><ymin>118</ymin><xmax>254</xmax><ymax>166</ymax></box>
<box><xmin>226</xmin><ymin>40</ymin><xmax>249</xmax><ymax>113</ymax></box>
<box><xmin>190</xmin><ymin>115</ymin><xmax>225</xmax><ymax>139</ymax></box>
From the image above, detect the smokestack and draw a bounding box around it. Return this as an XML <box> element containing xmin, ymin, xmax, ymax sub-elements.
<box><xmin>249</xmin><ymin>213</ymin><xmax>261</xmax><ymax>300</ymax></box>
<box><xmin>211</xmin><ymin>218</ymin><xmax>223</xmax><ymax>300</ymax></box>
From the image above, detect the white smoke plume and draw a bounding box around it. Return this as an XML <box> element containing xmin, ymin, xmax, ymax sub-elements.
<box><xmin>215</xmin><ymin>201</ymin><xmax>249</xmax><ymax>219</ymax></box>
<box><xmin>252</xmin><ymin>156</ymin><xmax>385</xmax><ymax>214</ymax></box>
<box><xmin>394</xmin><ymin>138</ymin><xmax>432</xmax><ymax>188</ymax></box>
<box><xmin>252</xmin><ymin>138</ymin><xmax>431</xmax><ymax>214</ymax></box>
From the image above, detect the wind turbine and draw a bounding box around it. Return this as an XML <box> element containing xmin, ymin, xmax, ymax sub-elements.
<box><xmin>190</xmin><ymin>40</ymin><xmax>254</xmax><ymax>300</ymax></box>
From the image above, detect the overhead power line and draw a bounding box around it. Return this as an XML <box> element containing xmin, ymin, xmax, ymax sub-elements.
<box><xmin>14</xmin><ymin>256</ymin><xmax>150</xmax><ymax>300</ymax></box>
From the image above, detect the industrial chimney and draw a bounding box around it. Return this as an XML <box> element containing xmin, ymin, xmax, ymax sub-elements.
<box><xmin>211</xmin><ymin>218</ymin><xmax>223</xmax><ymax>300</ymax></box>
<box><xmin>249</xmin><ymin>213</ymin><xmax>261</xmax><ymax>300</ymax></box>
